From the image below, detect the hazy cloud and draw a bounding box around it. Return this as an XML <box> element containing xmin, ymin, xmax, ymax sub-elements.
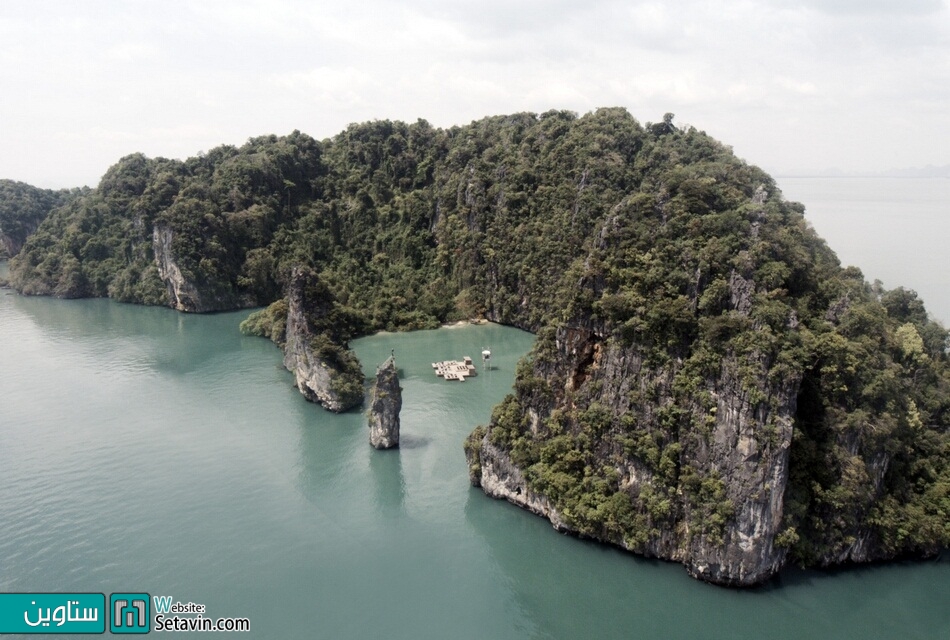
<box><xmin>0</xmin><ymin>0</ymin><xmax>947</xmax><ymax>186</ymax></box>
<box><xmin>774</xmin><ymin>0</ymin><xmax>945</xmax><ymax>16</ymax></box>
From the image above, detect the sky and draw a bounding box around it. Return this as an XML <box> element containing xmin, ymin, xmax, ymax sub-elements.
<box><xmin>1</xmin><ymin>0</ymin><xmax>949</xmax><ymax>189</ymax></box>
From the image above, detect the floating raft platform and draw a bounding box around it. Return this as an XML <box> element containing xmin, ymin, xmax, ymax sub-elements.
<box><xmin>432</xmin><ymin>356</ymin><xmax>477</xmax><ymax>381</ymax></box>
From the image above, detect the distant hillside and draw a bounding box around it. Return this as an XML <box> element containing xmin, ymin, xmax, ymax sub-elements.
<box><xmin>0</xmin><ymin>180</ymin><xmax>84</xmax><ymax>259</ymax></box>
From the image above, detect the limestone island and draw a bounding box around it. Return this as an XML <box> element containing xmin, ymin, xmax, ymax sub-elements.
<box><xmin>5</xmin><ymin>108</ymin><xmax>949</xmax><ymax>586</ymax></box>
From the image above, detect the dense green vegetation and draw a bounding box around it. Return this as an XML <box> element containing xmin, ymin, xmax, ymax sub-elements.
<box><xmin>786</xmin><ymin>284</ymin><xmax>950</xmax><ymax>563</ymax></box>
<box><xmin>8</xmin><ymin>108</ymin><xmax>950</xmax><ymax>572</ymax></box>
<box><xmin>0</xmin><ymin>180</ymin><xmax>82</xmax><ymax>262</ymax></box>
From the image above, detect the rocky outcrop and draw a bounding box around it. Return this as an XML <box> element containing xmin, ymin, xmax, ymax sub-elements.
<box><xmin>153</xmin><ymin>224</ymin><xmax>205</xmax><ymax>312</ymax></box>
<box><xmin>152</xmin><ymin>223</ymin><xmax>253</xmax><ymax>312</ymax></box>
<box><xmin>469</xmin><ymin>300</ymin><xmax>803</xmax><ymax>586</ymax></box>
<box><xmin>369</xmin><ymin>356</ymin><xmax>402</xmax><ymax>449</ymax></box>
<box><xmin>468</xmin><ymin>440</ymin><xmax>568</xmax><ymax>530</ymax></box>
<box><xmin>1</xmin><ymin>232</ymin><xmax>24</xmax><ymax>258</ymax></box>
<box><xmin>681</xmin><ymin>351</ymin><xmax>798</xmax><ymax>585</ymax></box>
<box><xmin>282</xmin><ymin>266</ymin><xmax>364</xmax><ymax>413</ymax></box>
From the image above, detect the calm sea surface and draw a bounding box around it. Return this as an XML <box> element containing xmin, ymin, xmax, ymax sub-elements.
<box><xmin>2</xmin><ymin>179</ymin><xmax>949</xmax><ymax>640</ymax></box>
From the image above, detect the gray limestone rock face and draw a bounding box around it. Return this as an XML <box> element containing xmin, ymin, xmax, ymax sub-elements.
<box><xmin>467</xmin><ymin>438</ymin><xmax>567</xmax><ymax>530</ymax></box>
<box><xmin>151</xmin><ymin>223</ymin><xmax>254</xmax><ymax>313</ymax></box>
<box><xmin>153</xmin><ymin>224</ymin><xmax>205</xmax><ymax>312</ymax></box>
<box><xmin>1</xmin><ymin>232</ymin><xmax>24</xmax><ymax>258</ymax></box>
<box><xmin>282</xmin><ymin>266</ymin><xmax>364</xmax><ymax>413</ymax></box>
<box><xmin>369</xmin><ymin>356</ymin><xmax>402</xmax><ymax>449</ymax></box>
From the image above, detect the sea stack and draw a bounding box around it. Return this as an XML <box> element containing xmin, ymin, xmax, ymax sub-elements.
<box><xmin>369</xmin><ymin>356</ymin><xmax>402</xmax><ymax>449</ymax></box>
<box><xmin>282</xmin><ymin>265</ymin><xmax>364</xmax><ymax>413</ymax></box>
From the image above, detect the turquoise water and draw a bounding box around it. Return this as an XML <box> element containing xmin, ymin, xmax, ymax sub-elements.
<box><xmin>1</xmin><ymin>289</ymin><xmax>948</xmax><ymax>639</ymax></box>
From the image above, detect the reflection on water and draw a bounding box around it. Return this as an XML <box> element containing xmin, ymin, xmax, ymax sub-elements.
<box><xmin>465</xmin><ymin>489</ymin><xmax>950</xmax><ymax>639</ymax></box>
<box><xmin>369</xmin><ymin>449</ymin><xmax>406</xmax><ymax>515</ymax></box>
<box><xmin>395</xmin><ymin>433</ymin><xmax>432</xmax><ymax>449</ymax></box>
